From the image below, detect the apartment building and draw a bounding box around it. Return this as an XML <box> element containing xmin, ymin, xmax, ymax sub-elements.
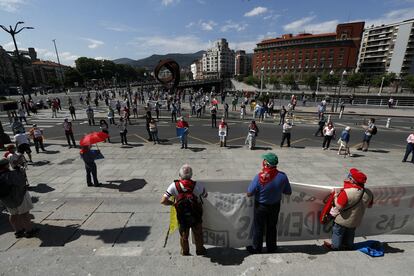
<box><xmin>202</xmin><ymin>38</ymin><xmax>235</xmax><ymax>78</ymax></box>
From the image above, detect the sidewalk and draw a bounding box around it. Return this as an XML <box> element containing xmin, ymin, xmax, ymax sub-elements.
<box><xmin>0</xmin><ymin>139</ymin><xmax>413</xmax><ymax>275</ymax></box>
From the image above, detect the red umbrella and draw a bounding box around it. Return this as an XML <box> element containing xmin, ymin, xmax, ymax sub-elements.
<box><xmin>80</xmin><ymin>132</ymin><xmax>109</xmax><ymax>146</ymax></box>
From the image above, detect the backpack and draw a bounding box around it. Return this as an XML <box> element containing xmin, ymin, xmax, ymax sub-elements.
<box><xmin>174</xmin><ymin>180</ymin><xmax>202</xmax><ymax>228</ymax></box>
<box><xmin>371</xmin><ymin>126</ymin><xmax>377</xmax><ymax>135</ymax></box>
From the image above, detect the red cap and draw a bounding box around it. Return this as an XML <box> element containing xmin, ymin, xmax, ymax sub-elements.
<box><xmin>349</xmin><ymin>168</ymin><xmax>367</xmax><ymax>184</ymax></box>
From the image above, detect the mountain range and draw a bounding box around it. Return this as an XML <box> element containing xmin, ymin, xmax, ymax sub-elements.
<box><xmin>113</xmin><ymin>51</ymin><xmax>205</xmax><ymax>70</ymax></box>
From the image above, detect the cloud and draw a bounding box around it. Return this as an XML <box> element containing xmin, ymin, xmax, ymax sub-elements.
<box><xmin>0</xmin><ymin>0</ymin><xmax>25</xmax><ymax>12</ymax></box>
<box><xmin>161</xmin><ymin>0</ymin><xmax>180</xmax><ymax>6</ymax></box>
<box><xmin>128</xmin><ymin>35</ymin><xmax>208</xmax><ymax>57</ymax></box>
<box><xmin>196</xmin><ymin>0</ymin><xmax>205</xmax><ymax>4</ymax></box>
<box><xmin>283</xmin><ymin>16</ymin><xmax>339</xmax><ymax>33</ymax></box>
<box><xmin>201</xmin><ymin>20</ymin><xmax>217</xmax><ymax>31</ymax></box>
<box><xmin>364</xmin><ymin>8</ymin><xmax>414</xmax><ymax>27</ymax></box>
<box><xmin>83</xmin><ymin>38</ymin><xmax>104</xmax><ymax>49</ymax></box>
<box><xmin>229</xmin><ymin>41</ymin><xmax>257</xmax><ymax>53</ymax></box>
<box><xmin>220</xmin><ymin>21</ymin><xmax>248</xmax><ymax>32</ymax></box>
<box><xmin>101</xmin><ymin>22</ymin><xmax>137</xmax><ymax>32</ymax></box>
<box><xmin>2</xmin><ymin>41</ymin><xmax>19</xmax><ymax>51</ymax></box>
<box><xmin>244</xmin><ymin>6</ymin><xmax>268</xmax><ymax>17</ymax></box>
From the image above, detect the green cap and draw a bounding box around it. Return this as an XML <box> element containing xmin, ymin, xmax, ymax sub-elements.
<box><xmin>262</xmin><ymin>153</ymin><xmax>278</xmax><ymax>166</ymax></box>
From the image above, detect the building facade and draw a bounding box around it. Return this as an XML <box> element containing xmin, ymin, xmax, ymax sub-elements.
<box><xmin>357</xmin><ymin>19</ymin><xmax>414</xmax><ymax>76</ymax></box>
<box><xmin>253</xmin><ymin>22</ymin><xmax>365</xmax><ymax>80</ymax></box>
<box><xmin>202</xmin><ymin>38</ymin><xmax>235</xmax><ymax>78</ymax></box>
<box><xmin>190</xmin><ymin>59</ymin><xmax>203</xmax><ymax>80</ymax></box>
<box><xmin>234</xmin><ymin>50</ymin><xmax>251</xmax><ymax>77</ymax></box>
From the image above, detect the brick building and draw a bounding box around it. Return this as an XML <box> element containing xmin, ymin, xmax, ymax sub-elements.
<box><xmin>253</xmin><ymin>22</ymin><xmax>365</xmax><ymax>80</ymax></box>
<box><xmin>234</xmin><ymin>50</ymin><xmax>251</xmax><ymax>77</ymax></box>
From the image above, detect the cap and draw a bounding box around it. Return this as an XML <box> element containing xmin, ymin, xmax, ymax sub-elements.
<box><xmin>0</xmin><ymin>158</ymin><xmax>9</xmax><ymax>167</ymax></box>
<box><xmin>345</xmin><ymin>126</ymin><xmax>351</xmax><ymax>131</ymax></box>
<box><xmin>349</xmin><ymin>168</ymin><xmax>367</xmax><ymax>184</ymax></box>
<box><xmin>262</xmin><ymin>153</ymin><xmax>278</xmax><ymax>166</ymax></box>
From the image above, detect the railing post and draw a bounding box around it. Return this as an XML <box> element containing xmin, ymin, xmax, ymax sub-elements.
<box><xmin>366</xmin><ymin>98</ymin><xmax>369</xmax><ymax>105</ymax></box>
<box><xmin>380</xmin><ymin>99</ymin><xmax>383</xmax><ymax>106</ymax></box>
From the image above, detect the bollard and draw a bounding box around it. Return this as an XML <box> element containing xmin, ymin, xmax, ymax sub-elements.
<box><xmin>291</xmin><ymin>115</ymin><xmax>295</xmax><ymax>126</ymax></box>
<box><xmin>327</xmin><ymin>115</ymin><xmax>331</xmax><ymax>123</ymax></box>
<box><xmin>386</xmin><ymin>118</ymin><xmax>391</xmax><ymax>128</ymax></box>
<box><xmin>339</xmin><ymin>110</ymin><xmax>343</xmax><ymax>119</ymax></box>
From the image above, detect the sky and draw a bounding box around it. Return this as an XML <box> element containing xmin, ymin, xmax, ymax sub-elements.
<box><xmin>1</xmin><ymin>0</ymin><xmax>414</xmax><ymax>66</ymax></box>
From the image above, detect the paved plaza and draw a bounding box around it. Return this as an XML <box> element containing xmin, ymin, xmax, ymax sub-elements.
<box><xmin>1</xmin><ymin>133</ymin><xmax>414</xmax><ymax>275</ymax></box>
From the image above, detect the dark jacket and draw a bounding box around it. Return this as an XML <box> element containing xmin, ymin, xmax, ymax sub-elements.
<box><xmin>0</xmin><ymin>170</ymin><xmax>27</xmax><ymax>208</ymax></box>
<box><xmin>80</xmin><ymin>150</ymin><xmax>99</xmax><ymax>168</ymax></box>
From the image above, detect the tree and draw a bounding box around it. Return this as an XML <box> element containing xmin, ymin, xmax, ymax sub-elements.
<box><xmin>243</xmin><ymin>75</ymin><xmax>260</xmax><ymax>87</ymax></box>
<box><xmin>346</xmin><ymin>73</ymin><xmax>364</xmax><ymax>92</ymax></box>
<box><xmin>403</xmin><ymin>75</ymin><xmax>414</xmax><ymax>92</ymax></box>
<box><xmin>281</xmin><ymin>73</ymin><xmax>296</xmax><ymax>90</ymax></box>
<box><xmin>64</xmin><ymin>68</ymin><xmax>84</xmax><ymax>87</ymax></box>
<box><xmin>267</xmin><ymin>76</ymin><xmax>280</xmax><ymax>89</ymax></box>
<box><xmin>372</xmin><ymin>73</ymin><xmax>396</xmax><ymax>88</ymax></box>
<box><xmin>304</xmin><ymin>74</ymin><xmax>317</xmax><ymax>90</ymax></box>
<box><xmin>321</xmin><ymin>72</ymin><xmax>340</xmax><ymax>87</ymax></box>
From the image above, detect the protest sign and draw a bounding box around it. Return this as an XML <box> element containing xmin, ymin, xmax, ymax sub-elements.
<box><xmin>199</xmin><ymin>180</ymin><xmax>414</xmax><ymax>248</ymax></box>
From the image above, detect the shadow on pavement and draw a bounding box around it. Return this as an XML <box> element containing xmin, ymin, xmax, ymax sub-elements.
<box><xmin>120</xmin><ymin>143</ymin><xmax>143</xmax><ymax>148</ymax></box>
<box><xmin>187</xmin><ymin>147</ymin><xmax>206</xmax><ymax>152</ymax></box>
<box><xmin>58</xmin><ymin>158</ymin><xmax>76</xmax><ymax>165</ymax></box>
<box><xmin>278</xmin><ymin>244</ymin><xmax>329</xmax><ymax>255</ymax></box>
<box><xmin>206</xmin><ymin>247</ymin><xmax>249</xmax><ymax>266</ymax></box>
<box><xmin>101</xmin><ymin>178</ymin><xmax>147</xmax><ymax>192</ymax></box>
<box><xmin>226</xmin><ymin>145</ymin><xmax>243</xmax><ymax>149</ymax></box>
<box><xmin>383</xmin><ymin>242</ymin><xmax>405</xmax><ymax>253</ymax></box>
<box><xmin>370</xmin><ymin>149</ymin><xmax>390</xmax><ymax>154</ymax></box>
<box><xmin>40</xmin><ymin>150</ymin><xmax>60</xmax><ymax>155</ymax></box>
<box><xmin>253</xmin><ymin>146</ymin><xmax>272</xmax><ymax>150</ymax></box>
<box><xmin>27</xmin><ymin>223</ymin><xmax>151</xmax><ymax>247</ymax></box>
<box><xmin>292</xmin><ymin>146</ymin><xmax>306</xmax><ymax>149</ymax></box>
<box><xmin>28</xmin><ymin>183</ymin><xmax>55</xmax><ymax>194</ymax></box>
<box><xmin>350</xmin><ymin>154</ymin><xmax>365</xmax><ymax>158</ymax></box>
<box><xmin>31</xmin><ymin>160</ymin><xmax>51</xmax><ymax>167</ymax></box>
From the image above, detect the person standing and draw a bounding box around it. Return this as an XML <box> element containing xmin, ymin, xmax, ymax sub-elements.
<box><xmin>240</xmin><ymin>103</ymin><xmax>246</xmax><ymax>120</ymax></box>
<box><xmin>280</xmin><ymin>119</ymin><xmax>292</xmax><ymax>148</ymax></box>
<box><xmin>0</xmin><ymin>158</ymin><xmax>39</xmax><ymax>238</ymax></box>
<box><xmin>176</xmin><ymin>117</ymin><xmax>189</xmax><ymax>149</ymax></box>
<box><xmin>79</xmin><ymin>146</ymin><xmax>101</xmax><ymax>187</ymax></box>
<box><xmin>63</xmin><ymin>119</ymin><xmax>76</xmax><ymax>148</ymax></box>
<box><xmin>17</xmin><ymin>108</ymin><xmax>27</xmax><ymax>124</ymax></box>
<box><xmin>324</xmin><ymin>168</ymin><xmax>373</xmax><ymax>250</ymax></box>
<box><xmin>402</xmin><ymin>132</ymin><xmax>414</xmax><ymax>163</ymax></box>
<box><xmin>86</xmin><ymin>105</ymin><xmax>95</xmax><ymax>126</ymax></box>
<box><xmin>14</xmin><ymin>131</ymin><xmax>32</xmax><ymax>163</ymax></box>
<box><xmin>149</xmin><ymin>119</ymin><xmax>160</xmax><ymax>145</ymax></box>
<box><xmin>108</xmin><ymin>107</ymin><xmax>115</xmax><ymax>125</ymax></box>
<box><xmin>338</xmin><ymin>126</ymin><xmax>352</xmax><ymax>157</ymax></box>
<box><xmin>279</xmin><ymin>106</ymin><xmax>287</xmax><ymax>125</ymax></box>
<box><xmin>218</xmin><ymin>118</ymin><xmax>228</xmax><ymax>147</ymax></box>
<box><xmin>210</xmin><ymin>105</ymin><xmax>217</xmax><ymax>128</ymax></box>
<box><xmin>315</xmin><ymin>114</ymin><xmax>326</xmax><ymax>137</ymax></box>
<box><xmin>224</xmin><ymin>102</ymin><xmax>229</xmax><ymax>119</ymax></box>
<box><xmin>155</xmin><ymin>101</ymin><xmax>160</xmax><ymax>120</ymax></box>
<box><xmin>145</xmin><ymin>111</ymin><xmax>153</xmax><ymax>141</ymax></box>
<box><xmin>132</xmin><ymin>103</ymin><xmax>138</xmax><ymax>119</ymax></box>
<box><xmin>322</xmin><ymin>122</ymin><xmax>336</xmax><ymax>150</ymax></box>
<box><xmin>247</xmin><ymin>153</ymin><xmax>292</xmax><ymax>254</ymax></box>
<box><xmin>160</xmin><ymin>164</ymin><xmax>207</xmax><ymax>256</ymax></box>
<box><xmin>171</xmin><ymin>102</ymin><xmax>177</xmax><ymax>123</ymax></box>
<box><xmin>100</xmin><ymin>119</ymin><xmax>110</xmax><ymax>143</ymax></box>
<box><xmin>69</xmin><ymin>104</ymin><xmax>76</xmax><ymax>120</ymax></box>
<box><xmin>118</xmin><ymin>117</ymin><xmax>128</xmax><ymax>145</ymax></box>
<box><xmin>29</xmin><ymin>124</ymin><xmax>46</xmax><ymax>153</ymax></box>
<box><xmin>361</xmin><ymin>118</ymin><xmax>376</xmax><ymax>152</ymax></box>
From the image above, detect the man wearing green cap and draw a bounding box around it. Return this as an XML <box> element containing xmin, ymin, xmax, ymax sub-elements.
<box><xmin>247</xmin><ymin>153</ymin><xmax>292</xmax><ymax>254</ymax></box>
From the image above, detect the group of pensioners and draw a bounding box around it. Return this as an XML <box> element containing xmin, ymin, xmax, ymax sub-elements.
<box><xmin>160</xmin><ymin>153</ymin><xmax>373</xmax><ymax>256</ymax></box>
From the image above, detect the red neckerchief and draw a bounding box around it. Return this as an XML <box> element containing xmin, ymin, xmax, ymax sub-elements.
<box><xmin>178</xmin><ymin>179</ymin><xmax>195</xmax><ymax>192</ymax></box>
<box><xmin>343</xmin><ymin>180</ymin><xmax>364</xmax><ymax>190</ymax></box>
<box><xmin>219</xmin><ymin>122</ymin><xmax>227</xmax><ymax>128</ymax></box>
<box><xmin>258</xmin><ymin>161</ymin><xmax>278</xmax><ymax>186</ymax></box>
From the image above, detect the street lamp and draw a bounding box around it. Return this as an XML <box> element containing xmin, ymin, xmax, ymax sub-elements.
<box><xmin>260</xmin><ymin>67</ymin><xmax>264</xmax><ymax>94</ymax></box>
<box><xmin>52</xmin><ymin>39</ymin><xmax>65</xmax><ymax>90</ymax></box>
<box><xmin>0</xmin><ymin>21</ymin><xmax>34</xmax><ymax>114</ymax></box>
<box><xmin>329</xmin><ymin>70</ymin><xmax>335</xmax><ymax>111</ymax></box>
<box><xmin>378</xmin><ymin>76</ymin><xmax>385</xmax><ymax>96</ymax></box>
<box><xmin>335</xmin><ymin>70</ymin><xmax>347</xmax><ymax>112</ymax></box>
<box><xmin>316</xmin><ymin>76</ymin><xmax>320</xmax><ymax>95</ymax></box>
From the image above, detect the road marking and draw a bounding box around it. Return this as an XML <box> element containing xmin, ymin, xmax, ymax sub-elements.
<box><xmin>188</xmin><ymin>135</ymin><xmax>214</xmax><ymax>145</ymax></box>
<box><xmin>134</xmin><ymin>134</ymin><xmax>149</xmax><ymax>143</ymax></box>
<box><xmin>226</xmin><ymin>136</ymin><xmax>247</xmax><ymax>143</ymax></box>
<box><xmin>290</xmin><ymin>138</ymin><xmax>308</xmax><ymax>145</ymax></box>
<box><xmin>79</xmin><ymin>121</ymin><xmax>89</xmax><ymax>125</ymax></box>
<box><xmin>256</xmin><ymin>139</ymin><xmax>277</xmax><ymax>147</ymax></box>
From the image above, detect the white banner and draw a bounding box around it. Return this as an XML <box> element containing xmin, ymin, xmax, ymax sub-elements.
<box><xmin>201</xmin><ymin>181</ymin><xmax>414</xmax><ymax>248</ymax></box>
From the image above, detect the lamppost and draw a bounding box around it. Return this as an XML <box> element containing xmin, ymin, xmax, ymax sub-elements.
<box><xmin>378</xmin><ymin>76</ymin><xmax>385</xmax><ymax>96</ymax></box>
<box><xmin>260</xmin><ymin>67</ymin><xmax>264</xmax><ymax>95</ymax></box>
<box><xmin>329</xmin><ymin>70</ymin><xmax>335</xmax><ymax>112</ymax></box>
<box><xmin>316</xmin><ymin>76</ymin><xmax>320</xmax><ymax>95</ymax></box>
<box><xmin>0</xmin><ymin>22</ymin><xmax>34</xmax><ymax>100</ymax></box>
<box><xmin>335</xmin><ymin>70</ymin><xmax>347</xmax><ymax>112</ymax></box>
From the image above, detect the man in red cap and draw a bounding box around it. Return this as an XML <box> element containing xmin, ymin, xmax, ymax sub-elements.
<box><xmin>324</xmin><ymin>168</ymin><xmax>373</xmax><ymax>250</ymax></box>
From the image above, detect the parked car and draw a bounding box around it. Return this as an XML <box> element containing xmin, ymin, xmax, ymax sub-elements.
<box><xmin>36</xmin><ymin>100</ymin><xmax>47</xmax><ymax>109</ymax></box>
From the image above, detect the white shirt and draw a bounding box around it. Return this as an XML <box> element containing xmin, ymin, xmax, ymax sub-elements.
<box><xmin>407</xmin><ymin>134</ymin><xmax>414</xmax><ymax>144</ymax></box>
<box><xmin>164</xmin><ymin>181</ymin><xmax>207</xmax><ymax>198</ymax></box>
<box><xmin>14</xmin><ymin>133</ymin><xmax>30</xmax><ymax>146</ymax></box>
<box><xmin>323</xmin><ymin>126</ymin><xmax>335</xmax><ymax>136</ymax></box>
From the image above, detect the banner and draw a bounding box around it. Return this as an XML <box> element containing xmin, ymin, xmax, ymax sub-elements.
<box><xmin>199</xmin><ymin>180</ymin><xmax>414</xmax><ymax>248</ymax></box>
